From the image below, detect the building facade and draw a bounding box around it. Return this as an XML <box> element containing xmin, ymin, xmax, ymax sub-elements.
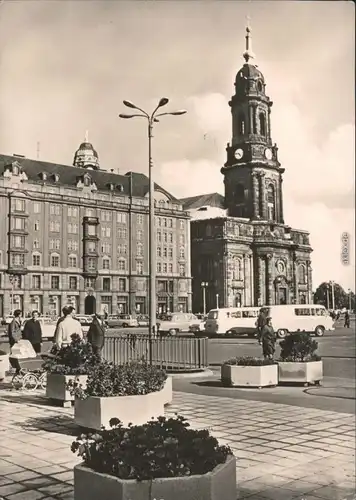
<box><xmin>182</xmin><ymin>27</ymin><xmax>313</xmax><ymax>313</ymax></box>
<box><xmin>0</xmin><ymin>142</ymin><xmax>192</xmax><ymax>317</ymax></box>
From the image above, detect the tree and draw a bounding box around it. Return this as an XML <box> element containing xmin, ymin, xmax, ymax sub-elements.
<box><xmin>313</xmin><ymin>282</ymin><xmax>352</xmax><ymax>310</ymax></box>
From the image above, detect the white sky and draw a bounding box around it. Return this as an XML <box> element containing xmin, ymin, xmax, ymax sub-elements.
<box><xmin>0</xmin><ymin>1</ymin><xmax>354</xmax><ymax>291</ymax></box>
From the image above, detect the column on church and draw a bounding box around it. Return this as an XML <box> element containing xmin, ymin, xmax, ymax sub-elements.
<box><xmin>259</xmin><ymin>172</ymin><xmax>267</xmax><ymax>219</ymax></box>
<box><xmin>266</xmin><ymin>254</ymin><xmax>274</xmax><ymax>305</ymax></box>
<box><xmin>279</xmin><ymin>175</ymin><xmax>285</xmax><ymax>224</ymax></box>
<box><xmin>267</xmin><ymin>107</ymin><xmax>271</xmax><ymax>140</ymax></box>
<box><xmin>306</xmin><ymin>260</ymin><xmax>313</xmax><ymax>304</ymax></box>
<box><xmin>243</xmin><ymin>254</ymin><xmax>251</xmax><ymax>305</ymax></box>
<box><xmin>249</xmin><ymin>106</ymin><xmax>254</xmax><ymax>134</ymax></box>
<box><xmin>293</xmin><ymin>259</ymin><xmax>298</xmax><ymax>304</ymax></box>
<box><xmin>256</xmin><ymin>256</ymin><xmax>264</xmax><ymax>306</ymax></box>
<box><xmin>252</xmin><ymin>172</ymin><xmax>259</xmax><ymax>219</ymax></box>
<box><xmin>250</xmin><ymin>254</ymin><xmax>255</xmax><ymax>306</ymax></box>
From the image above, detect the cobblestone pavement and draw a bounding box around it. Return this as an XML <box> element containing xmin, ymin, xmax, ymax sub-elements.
<box><xmin>0</xmin><ymin>389</ymin><xmax>355</xmax><ymax>500</ymax></box>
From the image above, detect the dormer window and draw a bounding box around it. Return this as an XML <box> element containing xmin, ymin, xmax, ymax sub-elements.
<box><xmin>40</xmin><ymin>172</ymin><xmax>47</xmax><ymax>181</ymax></box>
<box><xmin>116</xmin><ymin>184</ymin><xmax>124</xmax><ymax>192</ymax></box>
<box><xmin>53</xmin><ymin>173</ymin><xmax>60</xmax><ymax>183</ymax></box>
<box><xmin>12</xmin><ymin>165</ymin><xmax>19</xmax><ymax>176</ymax></box>
<box><xmin>107</xmin><ymin>183</ymin><xmax>114</xmax><ymax>191</ymax></box>
<box><xmin>83</xmin><ymin>174</ymin><xmax>91</xmax><ymax>187</ymax></box>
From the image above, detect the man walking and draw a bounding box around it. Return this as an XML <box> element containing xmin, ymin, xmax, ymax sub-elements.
<box><xmin>8</xmin><ymin>309</ymin><xmax>22</xmax><ymax>348</ymax></box>
<box><xmin>344</xmin><ymin>310</ymin><xmax>350</xmax><ymax>329</ymax></box>
<box><xmin>54</xmin><ymin>307</ymin><xmax>83</xmax><ymax>348</ymax></box>
<box><xmin>260</xmin><ymin>317</ymin><xmax>277</xmax><ymax>360</ymax></box>
<box><xmin>22</xmin><ymin>310</ymin><xmax>43</xmax><ymax>354</ymax></box>
<box><xmin>87</xmin><ymin>313</ymin><xmax>106</xmax><ymax>358</ymax></box>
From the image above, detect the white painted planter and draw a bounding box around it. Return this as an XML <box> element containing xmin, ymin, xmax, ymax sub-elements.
<box><xmin>74</xmin><ymin>389</ymin><xmax>166</xmax><ymax>430</ymax></box>
<box><xmin>74</xmin><ymin>455</ymin><xmax>236</xmax><ymax>500</ymax></box>
<box><xmin>0</xmin><ymin>354</ymin><xmax>9</xmax><ymax>381</ymax></box>
<box><xmin>46</xmin><ymin>374</ymin><xmax>88</xmax><ymax>403</ymax></box>
<box><xmin>221</xmin><ymin>363</ymin><xmax>278</xmax><ymax>388</ymax></box>
<box><xmin>152</xmin><ymin>376</ymin><xmax>172</xmax><ymax>406</ymax></box>
<box><xmin>278</xmin><ymin>360</ymin><xmax>323</xmax><ymax>384</ymax></box>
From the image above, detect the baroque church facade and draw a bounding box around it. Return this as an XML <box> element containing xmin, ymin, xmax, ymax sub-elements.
<box><xmin>182</xmin><ymin>26</ymin><xmax>313</xmax><ymax>313</ymax></box>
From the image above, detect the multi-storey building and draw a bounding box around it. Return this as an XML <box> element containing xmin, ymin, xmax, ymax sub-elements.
<box><xmin>0</xmin><ymin>141</ymin><xmax>192</xmax><ymax>317</ymax></box>
<box><xmin>181</xmin><ymin>26</ymin><xmax>313</xmax><ymax>313</ymax></box>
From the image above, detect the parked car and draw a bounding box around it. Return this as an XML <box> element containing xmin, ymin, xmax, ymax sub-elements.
<box><xmin>157</xmin><ymin>312</ymin><xmax>198</xmax><ymax>336</ymax></box>
<box><xmin>73</xmin><ymin>315</ymin><xmax>93</xmax><ymax>334</ymax></box>
<box><xmin>21</xmin><ymin>317</ymin><xmax>58</xmax><ymax>341</ymax></box>
<box><xmin>106</xmin><ymin>314</ymin><xmax>139</xmax><ymax>328</ymax></box>
<box><xmin>189</xmin><ymin>319</ymin><xmax>206</xmax><ymax>334</ymax></box>
<box><xmin>137</xmin><ymin>314</ymin><xmax>149</xmax><ymax>327</ymax></box>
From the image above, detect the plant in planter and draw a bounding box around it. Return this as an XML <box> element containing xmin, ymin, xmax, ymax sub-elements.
<box><xmin>43</xmin><ymin>334</ymin><xmax>98</xmax><ymax>406</ymax></box>
<box><xmin>278</xmin><ymin>332</ymin><xmax>322</xmax><ymax>385</ymax></box>
<box><xmin>69</xmin><ymin>360</ymin><xmax>169</xmax><ymax>430</ymax></box>
<box><xmin>71</xmin><ymin>415</ymin><xmax>236</xmax><ymax>500</ymax></box>
<box><xmin>221</xmin><ymin>356</ymin><xmax>278</xmax><ymax>388</ymax></box>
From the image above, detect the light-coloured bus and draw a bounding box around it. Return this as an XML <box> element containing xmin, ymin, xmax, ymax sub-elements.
<box><xmin>204</xmin><ymin>304</ymin><xmax>334</xmax><ymax>338</ymax></box>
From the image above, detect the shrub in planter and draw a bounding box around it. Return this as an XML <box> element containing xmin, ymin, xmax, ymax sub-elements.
<box><xmin>221</xmin><ymin>356</ymin><xmax>278</xmax><ymax>388</ymax></box>
<box><xmin>69</xmin><ymin>360</ymin><xmax>168</xmax><ymax>429</ymax></box>
<box><xmin>43</xmin><ymin>334</ymin><xmax>97</xmax><ymax>403</ymax></box>
<box><xmin>72</xmin><ymin>415</ymin><xmax>236</xmax><ymax>500</ymax></box>
<box><xmin>278</xmin><ymin>332</ymin><xmax>323</xmax><ymax>384</ymax></box>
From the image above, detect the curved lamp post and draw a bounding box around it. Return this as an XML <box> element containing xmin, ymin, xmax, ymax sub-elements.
<box><xmin>119</xmin><ymin>99</ymin><xmax>186</xmax><ymax>364</ymax></box>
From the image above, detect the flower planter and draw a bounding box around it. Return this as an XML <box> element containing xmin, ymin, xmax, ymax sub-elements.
<box><xmin>0</xmin><ymin>353</ymin><xmax>9</xmax><ymax>381</ymax></box>
<box><xmin>278</xmin><ymin>360</ymin><xmax>323</xmax><ymax>384</ymax></box>
<box><xmin>46</xmin><ymin>374</ymin><xmax>88</xmax><ymax>406</ymax></box>
<box><xmin>74</xmin><ymin>454</ymin><xmax>237</xmax><ymax>500</ymax></box>
<box><xmin>221</xmin><ymin>363</ymin><xmax>278</xmax><ymax>388</ymax></box>
<box><xmin>152</xmin><ymin>375</ymin><xmax>172</xmax><ymax>406</ymax></box>
<box><xmin>74</xmin><ymin>391</ymin><xmax>165</xmax><ymax>430</ymax></box>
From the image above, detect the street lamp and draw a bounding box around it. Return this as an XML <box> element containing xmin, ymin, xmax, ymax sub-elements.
<box><xmin>119</xmin><ymin>98</ymin><xmax>187</xmax><ymax>364</ymax></box>
<box><xmin>9</xmin><ymin>275</ymin><xmax>14</xmax><ymax>313</ymax></box>
<box><xmin>348</xmin><ymin>289</ymin><xmax>352</xmax><ymax>311</ymax></box>
<box><xmin>201</xmin><ymin>282</ymin><xmax>208</xmax><ymax>316</ymax></box>
<box><xmin>330</xmin><ymin>280</ymin><xmax>335</xmax><ymax>311</ymax></box>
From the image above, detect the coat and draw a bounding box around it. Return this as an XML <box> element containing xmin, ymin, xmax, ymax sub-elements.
<box><xmin>54</xmin><ymin>317</ymin><xmax>83</xmax><ymax>348</ymax></box>
<box><xmin>87</xmin><ymin>318</ymin><xmax>105</xmax><ymax>349</ymax></box>
<box><xmin>8</xmin><ymin>318</ymin><xmax>22</xmax><ymax>347</ymax></box>
<box><xmin>22</xmin><ymin>319</ymin><xmax>42</xmax><ymax>345</ymax></box>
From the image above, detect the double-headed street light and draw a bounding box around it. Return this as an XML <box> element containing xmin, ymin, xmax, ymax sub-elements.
<box><xmin>119</xmin><ymin>98</ymin><xmax>186</xmax><ymax>364</ymax></box>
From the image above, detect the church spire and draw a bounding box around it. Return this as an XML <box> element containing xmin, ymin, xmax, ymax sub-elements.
<box><xmin>243</xmin><ymin>17</ymin><xmax>255</xmax><ymax>63</ymax></box>
<box><xmin>84</xmin><ymin>130</ymin><xmax>89</xmax><ymax>143</ymax></box>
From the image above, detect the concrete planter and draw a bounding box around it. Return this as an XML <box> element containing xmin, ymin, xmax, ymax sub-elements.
<box><xmin>278</xmin><ymin>360</ymin><xmax>323</xmax><ymax>384</ymax></box>
<box><xmin>221</xmin><ymin>363</ymin><xmax>278</xmax><ymax>388</ymax></box>
<box><xmin>152</xmin><ymin>376</ymin><xmax>172</xmax><ymax>406</ymax></box>
<box><xmin>0</xmin><ymin>353</ymin><xmax>9</xmax><ymax>381</ymax></box>
<box><xmin>46</xmin><ymin>374</ymin><xmax>88</xmax><ymax>405</ymax></box>
<box><xmin>74</xmin><ymin>455</ymin><xmax>236</xmax><ymax>500</ymax></box>
<box><xmin>74</xmin><ymin>390</ymin><xmax>165</xmax><ymax>430</ymax></box>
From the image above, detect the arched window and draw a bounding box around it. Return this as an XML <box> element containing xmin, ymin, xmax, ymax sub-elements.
<box><xmin>298</xmin><ymin>265</ymin><xmax>307</xmax><ymax>284</ymax></box>
<box><xmin>259</xmin><ymin>112</ymin><xmax>266</xmax><ymax>136</ymax></box>
<box><xmin>267</xmin><ymin>184</ymin><xmax>276</xmax><ymax>221</ymax></box>
<box><xmin>233</xmin><ymin>258</ymin><xmax>243</xmax><ymax>280</ymax></box>
<box><xmin>238</xmin><ymin>113</ymin><xmax>245</xmax><ymax>135</ymax></box>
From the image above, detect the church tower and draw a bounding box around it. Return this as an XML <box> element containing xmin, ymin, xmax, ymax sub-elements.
<box><xmin>73</xmin><ymin>131</ymin><xmax>100</xmax><ymax>170</ymax></box>
<box><xmin>221</xmin><ymin>24</ymin><xmax>285</xmax><ymax>224</ymax></box>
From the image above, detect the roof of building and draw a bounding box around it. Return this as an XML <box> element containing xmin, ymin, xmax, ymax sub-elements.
<box><xmin>0</xmin><ymin>154</ymin><xmax>178</xmax><ymax>201</ymax></box>
<box><xmin>179</xmin><ymin>192</ymin><xmax>225</xmax><ymax>211</ymax></box>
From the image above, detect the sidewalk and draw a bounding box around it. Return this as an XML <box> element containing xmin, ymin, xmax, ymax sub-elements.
<box><xmin>0</xmin><ymin>387</ymin><xmax>355</xmax><ymax>500</ymax></box>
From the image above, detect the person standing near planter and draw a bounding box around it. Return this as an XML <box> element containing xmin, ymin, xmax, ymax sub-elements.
<box><xmin>22</xmin><ymin>310</ymin><xmax>43</xmax><ymax>354</ymax></box>
<box><xmin>87</xmin><ymin>313</ymin><xmax>106</xmax><ymax>358</ymax></box>
<box><xmin>260</xmin><ymin>317</ymin><xmax>276</xmax><ymax>360</ymax></box>
<box><xmin>8</xmin><ymin>309</ymin><xmax>22</xmax><ymax>348</ymax></box>
<box><xmin>256</xmin><ymin>307</ymin><xmax>269</xmax><ymax>342</ymax></box>
<box><xmin>54</xmin><ymin>307</ymin><xmax>83</xmax><ymax>348</ymax></box>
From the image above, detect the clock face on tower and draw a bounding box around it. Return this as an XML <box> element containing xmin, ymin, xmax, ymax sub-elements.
<box><xmin>234</xmin><ymin>148</ymin><xmax>244</xmax><ymax>160</ymax></box>
<box><xmin>264</xmin><ymin>148</ymin><xmax>272</xmax><ymax>160</ymax></box>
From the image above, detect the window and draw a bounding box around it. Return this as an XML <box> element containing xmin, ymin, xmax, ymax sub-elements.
<box><xmin>117</xmin><ymin>244</ymin><xmax>127</xmax><ymax>255</ymax></box>
<box><xmin>117</xmin><ymin>212</ymin><xmax>127</xmax><ymax>224</ymax></box>
<box><xmin>67</xmin><ymin>240</ymin><xmax>78</xmax><ymax>252</ymax></box>
<box><xmin>163</xmin><ymin>232</ymin><xmax>168</xmax><ymax>243</ymax></box>
<box><xmin>137</xmin><ymin>214</ymin><xmax>144</xmax><ymax>224</ymax></box>
<box><xmin>68</xmin><ymin>255</ymin><xmax>77</xmax><ymax>268</ymax></box>
<box><xmin>259</xmin><ymin>112</ymin><xmax>266</xmax><ymax>136</ymax></box>
<box><xmin>179</xmin><ymin>247</ymin><xmax>185</xmax><ymax>259</ymax></box>
<box><xmin>12</xmin><ymin>217</ymin><xmax>25</xmax><ymax>231</ymax></box>
<box><xmin>137</xmin><ymin>229</ymin><xmax>143</xmax><ymax>241</ymax></box>
<box><xmin>157</xmin><ymin>232</ymin><xmax>162</xmax><ymax>243</ymax></box>
<box><xmin>118</xmin><ymin>278</ymin><xmax>126</xmax><ymax>292</ymax></box>
<box><xmin>163</xmin><ymin>247</ymin><xmax>167</xmax><ymax>258</ymax></box>
<box><xmin>118</xmin><ymin>258</ymin><xmax>126</xmax><ymax>271</ymax></box>
<box><xmin>267</xmin><ymin>184</ymin><xmax>276</xmax><ymax>221</ymax></box>
<box><xmin>168</xmin><ymin>247</ymin><xmax>173</xmax><ymax>259</ymax></box>
<box><xmin>103</xmin><ymin>258</ymin><xmax>110</xmax><ymax>270</ymax></box>
<box><xmin>87</xmin><ymin>241</ymin><xmax>96</xmax><ymax>253</ymax></box>
<box><xmin>103</xmin><ymin>277</ymin><xmax>111</xmax><ymax>291</ymax></box>
<box><xmin>50</xmin><ymin>221</ymin><xmax>60</xmax><ymax>232</ymax></box>
<box><xmin>12</xmin><ymin>235</ymin><xmax>25</xmax><ymax>248</ymax></box>
<box><xmin>51</xmin><ymin>276</ymin><xmax>60</xmax><ymax>289</ymax></box>
<box><xmin>233</xmin><ymin>258</ymin><xmax>243</xmax><ymax>280</ymax></box>
<box><xmin>32</xmin><ymin>254</ymin><xmax>41</xmax><ymax>266</ymax></box>
<box><xmin>12</xmin><ymin>275</ymin><xmax>22</xmax><ymax>288</ymax></box>
<box><xmin>69</xmin><ymin>277</ymin><xmax>77</xmax><ymax>290</ymax></box>
<box><xmin>87</xmin><ymin>258</ymin><xmax>96</xmax><ymax>270</ymax></box>
<box><xmin>33</xmin><ymin>239</ymin><xmax>40</xmax><ymax>249</ymax></box>
<box><xmin>157</xmin><ymin>247</ymin><xmax>162</xmax><ymax>257</ymax></box>
<box><xmin>11</xmin><ymin>198</ymin><xmax>25</xmax><ymax>212</ymax></box>
<box><xmin>163</xmin><ymin>218</ymin><xmax>167</xmax><ymax>227</ymax></box>
<box><xmin>179</xmin><ymin>234</ymin><xmax>185</xmax><ymax>244</ymax></box>
<box><xmin>34</xmin><ymin>220</ymin><xmax>40</xmax><ymax>231</ymax></box>
<box><xmin>163</xmin><ymin>263</ymin><xmax>167</xmax><ymax>273</ymax></box>
<box><xmin>167</xmin><ymin>218</ymin><xmax>173</xmax><ymax>228</ymax></box>
<box><xmin>238</xmin><ymin>113</ymin><xmax>245</xmax><ymax>135</ymax></box>
<box><xmin>68</xmin><ymin>223</ymin><xmax>78</xmax><ymax>234</ymax></box>
<box><xmin>101</xmin><ymin>210</ymin><xmax>112</xmax><ymax>222</ymax></box>
<box><xmin>168</xmin><ymin>263</ymin><xmax>173</xmax><ymax>273</ymax></box>
<box><xmin>87</xmin><ymin>225</ymin><xmax>96</xmax><ymax>236</ymax></box>
<box><xmin>136</xmin><ymin>261</ymin><xmax>143</xmax><ymax>275</ymax></box>
<box><xmin>68</xmin><ymin>206</ymin><xmax>78</xmax><ymax>218</ymax></box>
<box><xmin>11</xmin><ymin>254</ymin><xmax>25</xmax><ymax>266</ymax></box>
<box><xmin>179</xmin><ymin>220</ymin><xmax>184</xmax><ymax>230</ymax></box>
<box><xmin>169</xmin><ymin>233</ymin><xmax>173</xmax><ymax>244</ymax></box>
<box><xmin>157</xmin><ymin>262</ymin><xmax>162</xmax><ymax>273</ymax></box>
<box><xmin>51</xmin><ymin>254</ymin><xmax>59</xmax><ymax>267</ymax></box>
<box><xmin>117</xmin><ymin>228</ymin><xmax>127</xmax><ymax>239</ymax></box>
<box><xmin>85</xmin><ymin>208</ymin><xmax>95</xmax><ymax>217</ymax></box>
<box><xmin>298</xmin><ymin>265</ymin><xmax>307</xmax><ymax>284</ymax></box>
<box><xmin>137</xmin><ymin>243</ymin><xmax>143</xmax><ymax>257</ymax></box>
<box><xmin>33</xmin><ymin>202</ymin><xmax>40</xmax><ymax>214</ymax></box>
<box><xmin>32</xmin><ymin>275</ymin><xmax>41</xmax><ymax>290</ymax></box>
<box><xmin>101</xmin><ymin>242</ymin><xmax>111</xmax><ymax>254</ymax></box>
<box><xmin>179</xmin><ymin>264</ymin><xmax>186</xmax><ymax>277</ymax></box>
<box><xmin>84</xmin><ymin>277</ymin><xmax>96</xmax><ymax>289</ymax></box>
<box><xmin>50</xmin><ymin>204</ymin><xmax>61</xmax><ymax>216</ymax></box>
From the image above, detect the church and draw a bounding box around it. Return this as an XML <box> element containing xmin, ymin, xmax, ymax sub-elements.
<box><xmin>181</xmin><ymin>26</ymin><xmax>313</xmax><ymax>313</ymax></box>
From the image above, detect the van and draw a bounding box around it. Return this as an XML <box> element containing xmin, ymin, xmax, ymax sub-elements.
<box><xmin>204</xmin><ymin>307</ymin><xmax>260</xmax><ymax>336</ymax></box>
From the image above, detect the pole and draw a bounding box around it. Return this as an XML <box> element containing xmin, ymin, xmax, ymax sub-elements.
<box><xmin>349</xmin><ymin>290</ymin><xmax>352</xmax><ymax>311</ymax></box>
<box><xmin>331</xmin><ymin>281</ymin><xmax>335</xmax><ymax>311</ymax></box>
<box><xmin>216</xmin><ymin>293</ymin><xmax>219</xmax><ymax>309</ymax></box>
<box><xmin>326</xmin><ymin>285</ymin><xmax>330</xmax><ymax>310</ymax></box>
<box><xmin>148</xmin><ymin>120</ymin><xmax>156</xmax><ymax>364</ymax></box>
<box><xmin>202</xmin><ymin>285</ymin><xmax>206</xmax><ymax>316</ymax></box>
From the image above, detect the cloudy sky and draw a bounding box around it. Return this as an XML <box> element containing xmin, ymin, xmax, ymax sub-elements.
<box><xmin>0</xmin><ymin>0</ymin><xmax>354</xmax><ymax>292</ymax></box>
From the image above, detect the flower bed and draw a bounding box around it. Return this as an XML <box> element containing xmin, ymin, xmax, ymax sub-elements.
<box><xmin>221</xmin><ymin>357</ymin><xmax>278</xmax><ymax>388</ymax></box>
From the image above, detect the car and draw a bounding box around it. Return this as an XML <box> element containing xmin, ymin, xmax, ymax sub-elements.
<box><xmin>106</xmin><ymin>314</ymin><xmax>139</xmax><ymax>328</ymax></box>
<box><xmin>21</xmin><ymin>317</ymin><xmax>57</xmax><ymax>340</ymax></box>
<box><xmin>73</xmin><ymin>315</ymin><xmax>93</xmax><ymax>334</ymax></box>
<box><xmin>137</xmin><ymin>314</ymin><xmax>149</xmax><ymax>327</ymax></box>
<box><xmin>157</xmin><ymin>312</ymin><xmax>198</xmax><ymax>336</ymax></box>
<box><xmin>189</xmin><ymin>320</ymin><xmax>206</xmax><ymax>334</ymax></box>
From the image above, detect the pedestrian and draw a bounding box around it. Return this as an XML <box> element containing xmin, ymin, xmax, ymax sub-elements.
<box><xmin>260</xmin><ymin>316</ymin><xmax>276</xmax><ymax>360</ymax></box>
<box><xmin>54</xmin><ymin>307</ymin><xmax>83</xmax><ymax>348</ymax></box>
<box><xmin>22</xmin><ymin>310</ymin><xmax>43</xmax><ymax>354</ymax></box>
<box><xmin>256</xmin><ymin>307</ymin><xmax>269</xmax><ymax>342</ymax></box>
<box><xmin>344</xmin><ymin>310</ymin><xmax>350</xmax><ymax>328</ymax></box>
<box><xmin>87</xmin><ymin>313</ymin><xmax>106</xmax><ymax>358</ymax></box>
<box><xmin>8</xmin><ymin>309</ymin><xmax>22</xmax><ymax>348</ymax></box>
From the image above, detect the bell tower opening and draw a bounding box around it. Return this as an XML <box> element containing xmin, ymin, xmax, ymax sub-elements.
<box><xmin>259</xmin><ymin>112</ymin><xmax>266</xmax><ymax>137</ymax></box>
<box><xmin>267</xmin><ymin>184</ymin><xmax>276</xmax><ymax>221</ymax></box>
